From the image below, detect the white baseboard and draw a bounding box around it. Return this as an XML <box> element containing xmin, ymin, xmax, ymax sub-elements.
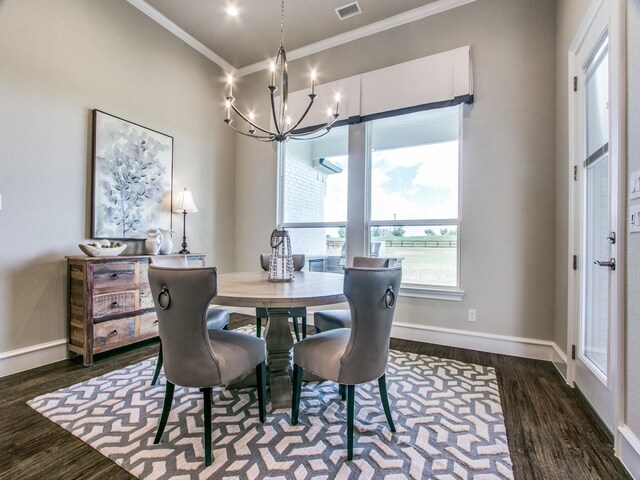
<box><xmin>0</xmin><ymin>339</ymin><xmax>68</xmax><ymax>378</ymax></box>
<box><xmin>390</xmin><ymin>321</ymin><xmax>567</xmax><ymax>365</ymax></box>
<box><xmin>0</xmin><ymin>315</ymin><xmax>570</xmax><ymax>379</ymax></box>
<box><xmin>228</xmin><ymin>307</ymin><xmax>568</xmax><ymax>367</ymax></box>
<box><xmin>551</xmin><ymin>342</ymin><xmax>568</xmax><ymax>381</ymax></box>
<box><xmin>619</xmin><ymin>425</ymin><xmax>640</xmax><ymax>479</ymax></box>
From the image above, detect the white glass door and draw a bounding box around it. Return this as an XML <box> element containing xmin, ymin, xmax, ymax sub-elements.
<box><xmin>574</xmin><ymin>25</ymin><xmax>617</xmax><ymax>433</ymax></box>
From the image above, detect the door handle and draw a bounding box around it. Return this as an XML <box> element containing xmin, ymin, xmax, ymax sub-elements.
<box><xmin>594</xmin><ymin>258</ymin><xmax>616</xmax><ymax>271</ymax></box>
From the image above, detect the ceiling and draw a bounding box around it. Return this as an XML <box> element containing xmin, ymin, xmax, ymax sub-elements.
<box><xmin>139</xmin><ymin>0</ymin><xmax>444</xmax><ymax>72</ymax></box>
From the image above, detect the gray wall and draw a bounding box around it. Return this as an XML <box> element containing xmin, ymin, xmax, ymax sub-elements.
<box><xmin>626</xmin><ymin>0</ymin><xmax>640</xmax><ymax>439</ymax></box>
<box><xmin>235</xmin><ymin>0</ymin><xmax>558</xmax><ymax>341</ymax></box>
<box><xmin>0</xmin><ymin>0</ymin><xmax>236</xmax><ymax>355</ymax></box>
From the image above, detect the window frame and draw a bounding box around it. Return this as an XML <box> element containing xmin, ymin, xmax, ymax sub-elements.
<box><xmin>277</xmin><ymin>106</ymin><xmax>465</xmax><ymax>301</ymax></box>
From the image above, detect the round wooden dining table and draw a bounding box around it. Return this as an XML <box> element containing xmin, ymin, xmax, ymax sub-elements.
<box><xmin>214</xmin><ymin>271</ymin><xmax>346</xmax><ymax>408</ymax></box>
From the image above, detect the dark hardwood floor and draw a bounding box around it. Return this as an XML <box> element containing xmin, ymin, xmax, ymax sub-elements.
<box><xmin>0</xmin><ymin>314</ymin><xmax>631</xmax><ymax>479</ymax></box>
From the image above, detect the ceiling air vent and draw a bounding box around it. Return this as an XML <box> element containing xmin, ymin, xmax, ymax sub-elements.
<box><xmin>335</xmin><ymin>1</ymin><xmax>362</xmax><ymax>20</ymax></box>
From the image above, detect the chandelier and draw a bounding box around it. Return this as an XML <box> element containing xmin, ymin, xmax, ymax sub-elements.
<box><xmin>224</xmin><ymin>0</ymin><xmax>340</xmax><ymax>142</ymax></box>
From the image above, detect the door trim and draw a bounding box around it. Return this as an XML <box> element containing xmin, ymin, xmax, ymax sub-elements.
<box><xmin>567</xmin><ymin>0</ymin><xmax>626</xmax><ymax>454</ymax></box>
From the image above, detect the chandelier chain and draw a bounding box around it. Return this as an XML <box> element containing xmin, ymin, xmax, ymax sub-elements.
<box><xmin>280</xmin><ymin>0</ymin><xmax>285</xmax><ymax>46</ymax></box>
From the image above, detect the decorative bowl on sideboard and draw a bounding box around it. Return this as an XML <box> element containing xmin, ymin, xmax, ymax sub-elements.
<box><xmin>78</xmin><ymin>243</ymin><xmax>127</xmax><ymax>257</ymax></box>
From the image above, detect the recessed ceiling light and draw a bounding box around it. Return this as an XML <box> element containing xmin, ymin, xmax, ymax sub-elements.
<box><xmin>226</xmin><ymin>5</ymin><xmax>238</xmax><ymax>17</ymax></box>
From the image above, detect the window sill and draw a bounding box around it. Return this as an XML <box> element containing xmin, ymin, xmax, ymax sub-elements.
<box><xmin>399</xmin><ymin>285</ymin><xmax>465</xmax><ymax>301</ymax></box>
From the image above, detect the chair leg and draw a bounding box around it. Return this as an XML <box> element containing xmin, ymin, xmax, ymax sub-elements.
<box><xmin>256</xmin><ymin>317</ymin><xmax>262</xmax><ymax>338</ymax></box>
<box><xmin>347</xmin><ymin>385</ymin><xmax>355</xmax><ymax>461</ymax></box>
<box><xmin>291</xmin><ymin>364</ymin><xmax>303</xmax><ymax>425</ymax></box>
<box><xmin>292</xmin><ymin>317</ymin><xmax>301</xmax><ymax>342</ymax></box>
<box><xmin>339</xmin><ymin>384</ymin><xmax>346</xmax><ymax>400</ymax></box>
<box><xmin>378</xmin><ymin>374</ymin><xmax>396</xmax><ymax>432</ymax></box>
<box><xmin>201</xmin><ymin>387</ymin><xmax>213</xmax><ymax>466</ymax></box>
<box><xmin>151</xmin><ymin>343</ymin><xmax>163</xmax><ymax>386</ymax></box>
<box><xmin>154</xmin><ymin>381</ymin><xmax>175</xmax><ymax>444</ymax></box>
<box><xmin>256</xmin><ymin>362</ymin><xmax>267</xmax><ymax>423</ymax></box>
<box><xmin>301</xmin><ymin>316</ymin><xmax>307</xmax><ymax>339</ymax></box>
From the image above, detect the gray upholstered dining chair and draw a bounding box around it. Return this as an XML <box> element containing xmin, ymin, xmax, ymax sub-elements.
<box><xmin>291</xmin><ymin>266</ymin><xmax>402</xmax><ymax>460</ymax></box>
<box><xmin>313</xmin><ymin>256</ymin><xmax>391</xmax><ymax>334</ymax></box>
<box><xmin>256</xmin><ymin>253</ymin><xmax>307</xmax><ymax>341</ymax></box>
<box><xmin>148</xmin><ymin>265</ymin><xmax>267</xmax><ymax>466</ymax></box>
<box><xmin>149</xmin><ymin>256</ymin><xmax>230</xmax><ymax>386</ymax></box>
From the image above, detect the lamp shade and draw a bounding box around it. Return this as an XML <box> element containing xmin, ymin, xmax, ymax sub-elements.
<box><xmin>174</xmin><ymin>188</ymin><xmax>198</xmax><ymax>213</ymax></box>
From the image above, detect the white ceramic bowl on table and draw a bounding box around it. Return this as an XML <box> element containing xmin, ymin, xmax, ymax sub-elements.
<box><xmin>78</xmin><ymin>243</ymin><xmax>127</xmax><ymax>257</ymax></box>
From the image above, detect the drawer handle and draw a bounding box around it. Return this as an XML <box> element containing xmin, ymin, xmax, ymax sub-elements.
<box><xmin>110</xmin><ymin>273</ymin><xmax>119</xmax><ymax>279</ymax></box>
<box><xmin>108</xmin><ymin>330</ymin><xmax>118</xmax><ymax>338</ymax></box>
<box><xmin>110</xmin><ymin>301</ymin><xmax>119</xmax><ymax>308</ymax></box>
<box><xmin>153</xmin><ymin>320</ymin><xmax>159</xmax><ymax>326</ymax></box>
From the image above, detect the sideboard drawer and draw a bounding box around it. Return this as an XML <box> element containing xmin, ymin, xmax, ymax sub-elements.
<box><xmin>93</xmin><ymin>317</ymin><xmax>136</xmax><ymax>351</ymax></box>
<box><xmin>93</xmin><ymin>291</ymin><xmax>137</xmax><ymax>319</ymax></box>
<box><xmin>93</xmin><ymin>262</ymin><xmax>137</xmax><ymax>289</ymax></box>
<box><xmin>139</xmin><ymin>312</ymin><xmax>159</xmax><ymax>337</ymax></box>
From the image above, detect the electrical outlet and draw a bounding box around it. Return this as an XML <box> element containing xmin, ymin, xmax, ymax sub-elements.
<box><xmin>631</xmin><ymin>170</ymin><xmax>640</xmax><ymax>200</ymax></box>
<box><xmin>631</xmin><ymin>205</ymin><xmax>640</xmax><ymax>233</ymax></box>
<box><xmin>468</xmin><ymin>308</ymin><xmax>477</xmax><ymax>322</ymax></box>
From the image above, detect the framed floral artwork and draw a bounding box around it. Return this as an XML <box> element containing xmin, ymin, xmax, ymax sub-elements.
<box><xmin>91</xmin><ymin>109</ymin><xmax>173</xmax><ymax>239</ymax></box>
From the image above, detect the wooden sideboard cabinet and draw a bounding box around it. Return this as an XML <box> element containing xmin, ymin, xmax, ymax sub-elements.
<box><xmin>66</xmin><ymin>254</ymin><xmax>205</xmax><ymax>366</ymax></box>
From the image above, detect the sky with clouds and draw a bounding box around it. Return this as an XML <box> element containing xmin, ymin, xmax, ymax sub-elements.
<box><xmin>323</xmin><ymin>141</ymin><xmax>458</xmax><ymax>233</ymax></box>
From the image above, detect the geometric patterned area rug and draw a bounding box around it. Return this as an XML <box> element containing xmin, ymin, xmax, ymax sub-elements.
<box><xmin>28</xmin><ymin>333</ymin><xmax>513</xmax><ymax>479</ymax></box>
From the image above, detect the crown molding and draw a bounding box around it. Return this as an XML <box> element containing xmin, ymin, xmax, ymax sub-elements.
<box><xmin>126</xmin><ymin>0</ymin><xmax>477</xmax><ymax>77</ymax></box>
<box><xmin>126</xmin><ymin>0</ymin><xmax>236</xmax><ymax>73</ymax></box>
<box><xmin>236</xmin><ymin>0</ymin><xmax>478</xmax><ymax>77</ymax></box>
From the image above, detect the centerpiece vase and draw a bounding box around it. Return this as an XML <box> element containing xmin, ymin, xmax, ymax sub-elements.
<box><xmin>268</xmin><ymin>229</ymin><xmax>294</xmax><ymax>282</ymax></box>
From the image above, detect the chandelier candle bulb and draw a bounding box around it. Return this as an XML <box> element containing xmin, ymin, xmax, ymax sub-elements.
<box><xmin>270</xmin><ymin>62</ymin><xmax>276</xmax><ymax>87</ymax></box>
<box><xmin>311</xmin><ymin>70</ymin><xmax>316</xmax><ymax>95</ymax></box>
<box><xmin>227</xmin><ymin>74</ymin><xmax>233</xmax><ymax>97</ymax></box>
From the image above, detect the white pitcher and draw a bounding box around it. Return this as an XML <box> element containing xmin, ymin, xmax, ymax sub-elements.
<box><xmin>145</xmin><ymin>229</ymin><xmax>162</xmax><ymax>255</ymax></box>
<box><xmin>159</xmin><ymin>229</ymin><xmax>176</xmax><ymax>255</ymax></box>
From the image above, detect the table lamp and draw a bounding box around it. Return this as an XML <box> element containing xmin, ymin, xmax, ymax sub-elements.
<box><xmin>174</xmin><ymin>188</ymin><xmax>198</xmax><ymax>254</ymax></box>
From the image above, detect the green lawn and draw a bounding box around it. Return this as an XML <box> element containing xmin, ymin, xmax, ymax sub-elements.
<box><xmin>384</xmin><ymin>246</ymin><xmax>457</xmax><ymax>286</ymax></box>
<box><xmin>326</xmin><ymin>235</ymin><xmax>458</xmax><ymax>285</ymax></box>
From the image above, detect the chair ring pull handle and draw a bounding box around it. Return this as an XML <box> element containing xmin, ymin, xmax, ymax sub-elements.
<box><xmin>157</xmin><ymin>285</ymin><xmax>171</xmax><ymax>310</ymax></box>
<box><xmin>384</xmin><ymin>286</ymin><xmax>396</xmax><ymax>308</ymax></box>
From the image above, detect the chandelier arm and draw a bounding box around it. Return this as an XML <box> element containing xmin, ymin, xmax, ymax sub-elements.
<box><xmin>224</xmin><ymin>120</ymin><xmax>275</xmax><ymax>140</ymax></box>
<box><xmin>289</xmin><ymin>129</ymin><xmax>334</xmax><ymax>141</ymax></box>
<box><xmin>282</xmin><ymin>95</ymin><xmax>316</xmax><ymax>135</ymax></box>
<box><xmin>269</xmin><ymin>89</ymin><xmax>283</xmax><ymax>135</ymax></box>
<box><xmin>289</xmin><ymin>114</ymin><xmax>340</xmax><ymax>137</ymax></box>
<box><xmin>230</xmin><ymin>103</ymin><xmax>277</xmax><ymax>136</ymax></box>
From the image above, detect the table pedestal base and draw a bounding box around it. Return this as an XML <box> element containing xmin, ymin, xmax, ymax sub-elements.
<box><xmin>263</xmin><ymin>310</ymin><xmax>294</xmax><ymax>409</ymax></box>
<box><xmin>226</xmin><ymin>312</ymin><xmax>327</xmax><ymax>409</ymax></box>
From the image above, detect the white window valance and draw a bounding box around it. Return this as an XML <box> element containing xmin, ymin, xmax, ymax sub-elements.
<box><xmin>279</xmin><ymin>45</ymin><xmax>473</xmax><ymax>132</ymax></box>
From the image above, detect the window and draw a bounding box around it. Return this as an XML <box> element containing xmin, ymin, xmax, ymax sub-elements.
<box><xmin>279</xmin><ymin>106</ymin><xmax>462</xmax><ymax>292</ymax></box>
<box><xmin>280</xmin><ymin>128</ymin><xmax>348</xmax><ymax>273</ymax></box>
<box><xmin>368</xmin><ymin>108</ymin><xmax>460</xmax><ymax>287</ymax></box>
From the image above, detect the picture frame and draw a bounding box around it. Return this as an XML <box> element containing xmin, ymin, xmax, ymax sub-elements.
<box><xmin>91</xmin><ymin>109</ymin><xmax>173</xmax><ymax>240</ymax></box>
